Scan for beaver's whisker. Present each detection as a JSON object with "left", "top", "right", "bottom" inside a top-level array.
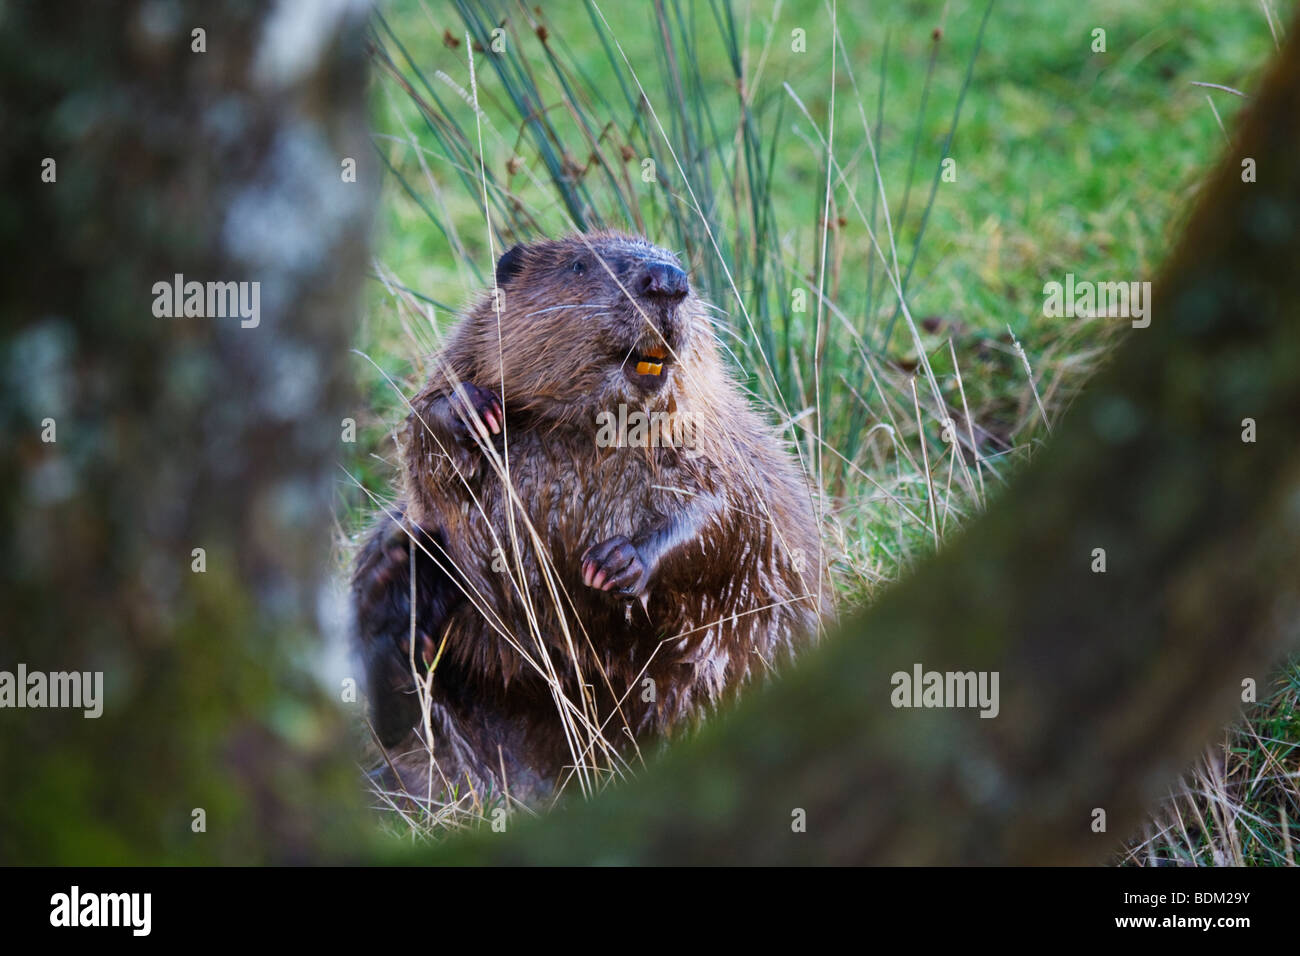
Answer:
[{"left": 521, "top": 303, "right": 609, "bottom": 318}]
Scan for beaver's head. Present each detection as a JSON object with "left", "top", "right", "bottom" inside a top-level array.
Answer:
[{"left": 468, "top": 232, "right": 708, "bottom": 423}]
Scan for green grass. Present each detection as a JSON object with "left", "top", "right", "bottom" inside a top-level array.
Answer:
[
  {"left": 350, "top": 0, "right": 1298, "bottom": 860},
  {"left": 1120, "top": 662, "right": 1299, "bottom": 866}
]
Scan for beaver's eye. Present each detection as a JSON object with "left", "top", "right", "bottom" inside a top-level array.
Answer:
[{"left": 570, "top": 259, "right": 586, "bottom": 275}]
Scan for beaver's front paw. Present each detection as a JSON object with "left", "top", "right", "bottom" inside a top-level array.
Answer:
[
  {"left": 581, "top": 535, "right": 649, "bottom": 597},
  {"left": 355, "top": 519, "right": 439, "bottom": 651},
  {"left": 354, "top": 527, "right": 404, "bottom": 620},
  {"left": 446, "top": 382, "right": 503, "bottom": 444}
]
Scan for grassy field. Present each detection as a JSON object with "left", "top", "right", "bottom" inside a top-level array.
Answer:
[{"left": 351, "top": 0, "right": 1298, "bottom": 863}]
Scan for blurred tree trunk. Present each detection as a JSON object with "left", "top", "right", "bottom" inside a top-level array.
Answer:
[{"left": 0, "top": 1, "right": 375, "bottom": 863}]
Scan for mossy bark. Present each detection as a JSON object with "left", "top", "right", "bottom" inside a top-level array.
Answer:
[{"left": 0, "top": 1, "right": 375, "bottom": 863}]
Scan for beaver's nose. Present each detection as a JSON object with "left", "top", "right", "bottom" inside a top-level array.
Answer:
[{"left": 635, "top": 261, "right": 689, "bottom": 302}]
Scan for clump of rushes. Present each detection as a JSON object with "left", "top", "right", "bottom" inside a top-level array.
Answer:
[{"left": 363, "top": 0, "right": 1009, "bottom": 603}]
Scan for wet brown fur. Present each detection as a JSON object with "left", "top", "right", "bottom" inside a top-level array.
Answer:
[{"left": 353, "top": 231, "right": 830, "bottom": 807}]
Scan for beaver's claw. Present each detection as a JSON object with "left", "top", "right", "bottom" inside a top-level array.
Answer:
[
  {"left": 448, "top": 382, "right": 503, "bottom": 443},
  {"left": 581, "top": 535, "right": 649, "bottom": 597}
]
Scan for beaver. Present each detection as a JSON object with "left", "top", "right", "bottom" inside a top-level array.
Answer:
[{"left": 353, "top": 231, "right": 831, "bottom": 808}]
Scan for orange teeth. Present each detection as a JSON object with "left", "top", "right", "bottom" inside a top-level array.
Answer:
[
  {"left": 643, "top": 345, "right": 669, "bottom": 360},
  {"left": 635, "top": 361, "right": 663, "bottom": 376}
]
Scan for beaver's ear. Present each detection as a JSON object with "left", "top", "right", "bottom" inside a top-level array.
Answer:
[{"left": 495, "top": 244, "right": 527, "bottom": 286}]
